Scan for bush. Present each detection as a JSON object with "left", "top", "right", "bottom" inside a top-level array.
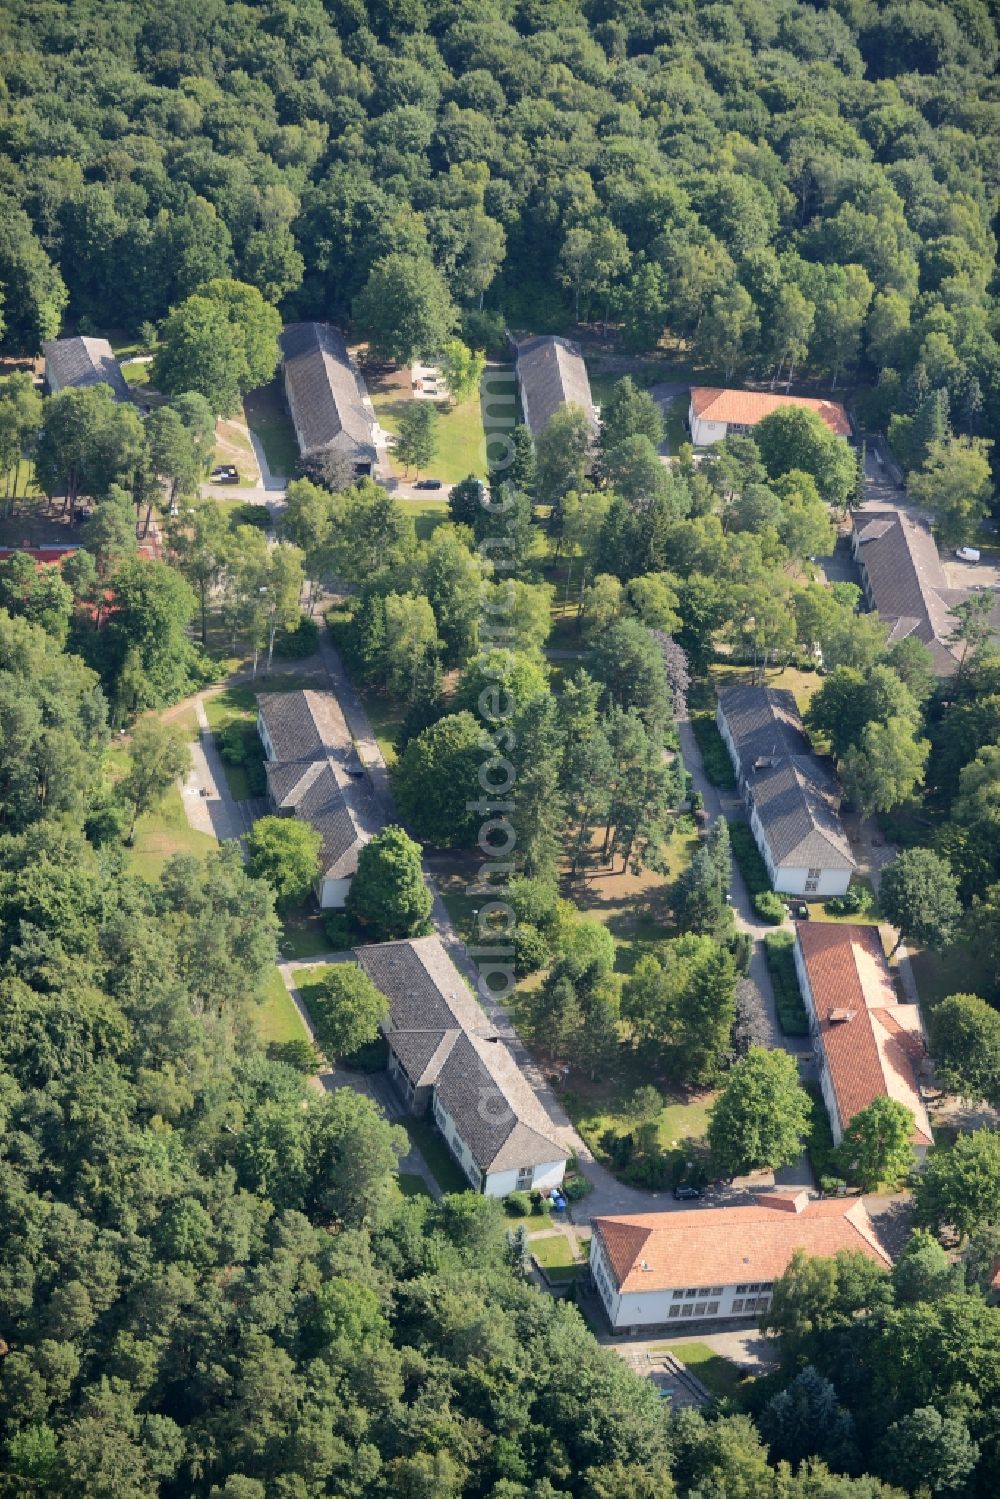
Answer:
[
  {"left": 622, "top": 1151, "right": 673, "bottom": 1189},
  {"left": 728, "top": 930, "right": 753, "bottom": 976},
  {"left": 267, "top": 1039, "right": 318, "bottom": 1072},
  {"left": 503, "top": 1191, "right": 531, "bottom": 1217},
  {"left": 690, "top": 713, "right": 736, "bottom": 789},
  {"left": 274, "top": 615, "right": 320, "bottom": 658},
  {"left": 323, "top": 912, "right": 354, "bottom": 950},
  {"left": 754, "top": 890, "right": 787, "bottom": 924},
  {"left": 805, "top": 1086, "right": 841, "bottom": 1184},
  {"left": 342, "top": 1036, "right": 389, "bottom": 1073},
  {"left": 764, "top": 930, "right": 809, "bottom": 1036},
  {"left": 730, "top": 821, "right": 771, "bottom": 898},
  {"left": 512, "top": 922, "right": 551, "bottom": 978},
  {"left": 228, "top": 502, "right": 271, "bottom": 531},
  {"left": 529, "top": 1191, "right": 552, "bottom": 1217},
  {"left": 825, "top": 883, "right": 874, "bottom": 918},
  {"left": 562, "top": 1173, "right": 592, "bottom": 1201},
  {"left": 217, "top": 720, "right": 267, "bottom": 795}
]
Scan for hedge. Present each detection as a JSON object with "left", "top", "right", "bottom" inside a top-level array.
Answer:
[
  {"left": 753, "top": 890, "right": 786, "bottom": 924},
  {"left": 729, "top": 821, "right": 771, "bottom": 898},
  {"left": 764, "top": 930, "right": 810, "bottom": 1036},
  {"left": 690, "top": 713, "right": 736, "bottom": 789}
]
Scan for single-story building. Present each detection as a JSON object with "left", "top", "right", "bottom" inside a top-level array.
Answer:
[
  {"left": 43, "top": 336, "right": 130, "bottom": 402},
  {"left": 716, "top": 684, "right": 854, "bottom": 897},
  {"left": 256, "top": 689, "right": 372, "bottom": 907},
  {"left": 356, "top": 935, "right": 569, "bottom": 1197},
  {"left": 590, "top": 1191, "right": 892, "bottom": 1331},
  {"left": 688, "top": 387, "right": 851, "bottom": 447},
  {"left": 279, "top": 322, "right": 378, "bottom": 475},
  {"left": 515, "top": 335, "right": 599, "bottom": 441},
  {"left": 851, "top": 508, "right": 1000, "bottom": 677},
  {"left": 794, "top": 921, "right": 932, "bottom": 1152}
]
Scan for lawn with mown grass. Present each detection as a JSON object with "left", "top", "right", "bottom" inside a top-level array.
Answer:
[
  {"left": 255, "top": 966, "right": 310, "bottom": 1049},
  {"left": 245, "top": 382, "right": 300, "bottom": 477},
  {"left": 398, "top": 496, "right": 450, "bottom": 540},
  {"left": 121, "top": 359, "right": 150, "bottom": 386},
  {"left": 373, "top": 392, "right": 489, "bottom": 483},
  {"left": 279, "top": 909, "right": 334, "bottom": 960},
  {"left": 124, "top": 782, "right": 220, "bottom": 882},
  {"left": 402, "top": 1115, "right": 471, "bottom": 1195},
  {"left": 807, "top": 877, "right": 880, "bottom": 924},
  {"left": 908, "top": 940, "right": 994, "bottom": 1013},
  {"left": 653, "top": 1343, "right": 749, "bottom": 1401},
  {"left": 566, "top": 1081, "right": 712, "bottom": 1185},
  {"left": 530, "top": 1233, "right": 587, "bottom": 1281},
  {"left": 662, "top": 392, "right": 689, "bottom": 453}
]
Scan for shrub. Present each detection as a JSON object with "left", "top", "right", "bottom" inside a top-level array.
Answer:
[
  {"left": 503, "top": 1191, "right": 531, "bottom": 1217},
  {"left": 274, "top": 615, "right": 319, "bottom": 658},
  {"left": 562, "top": 1174, "right": 592, "bottom": 1201},
  {"left": 323, "top": 912, "right": 354, "bottom": 950},
  {"left": 754, "top": 890, "right": 787, "bottom": 924},
  {"left": 342, "top": 1035, "right": 389, "bottom": 1073},
  {"left": 764, "top": 930, "right": 809, "bottom": 1036},
  {"left": 622, "top": 1151, "right": 673, "bottom": 1189},
  {"left": 690, "top": 712, "right": 736, "bottom": 789},
  {"left": 825, "top": 883, "right": 874, "bottom": 918},
  {"left": 529, "top": 1191, "right": 552, "bottom": 1216},
  {"left": 228, "top": 502, "right": 271, "bottom": 531},
  {"left": 729, "top": 821, "right": 771, "bottom": 898},
  {"left": 728, "top": 930, "right": 753, "bottom": 976},
  {"left": 218, "top": 720, "right": 250, "bottom": 764},
  {"left": 267, "top": 1039, "right": 318, "bottom": 1072},
  {"left": 512, "top": 922, "right": 551, "bottom": 978}
]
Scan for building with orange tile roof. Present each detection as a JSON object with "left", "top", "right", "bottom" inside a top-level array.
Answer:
[
  {"left": 589, "top": 1192, "right": 891, "bottom": 1330},
  {"left": 688, "top": 387, "right": 851, "bottom": 446},
  {"left": 793, "top": 922, "right": 932, "bottom": 1151}
]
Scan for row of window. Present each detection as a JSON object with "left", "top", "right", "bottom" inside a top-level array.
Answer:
[
  {"left": 733, "top": 1296, "right": 771, "bottom": 1315},
  {"left": 668, "top": 1302, "right": 720, "bottom": 1319},
  {"left": 672, "top": 1286, "right": 725, "bottom": 1299}
]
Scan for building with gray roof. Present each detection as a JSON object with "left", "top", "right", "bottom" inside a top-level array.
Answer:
[
  {"left": 851, "top": 508, "right": 997, "bottom": 677},
  {"left": 43, "top": 336, "right": 130, "bottom": 402},
  {"left": 717, "top": 684, "right": 854, "bottom": 898},
  {"left": 356, "top": 935, "right": 568, "bottom": 1197},
  {"left": 279, "top": 322, "right": 378, "bottom": 475},
  {"left": 515, "top": 335, "right": 598, "bottom": 440},
  {"left": 257, "top": 689, "right": 374, "bottom": 907}
]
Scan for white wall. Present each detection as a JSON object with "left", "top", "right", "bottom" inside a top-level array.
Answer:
[
  {"left": 689, "top": 406, "right": 728, "bottom": 446},
  {"left": 257, "top": 710, "right": 274, "bottom": 761},
  {"left": 317, "top": 875, "right": 352, "bottom": 909},
  {"left": 485, "top": 1158, "right": 567, "bottom": 1198},
  {"left": 590, "top": 1238, "right": 775, "bottom": 1328},
  {"left": 771, "top": 863, "right": 851, "bottom": 897}
]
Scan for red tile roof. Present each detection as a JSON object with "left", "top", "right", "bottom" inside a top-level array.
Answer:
[
  {"left": 690, "top": 387, "right": 851, "bottom": 437},
  {"left": 795, "top": 922, "right": 932, "bottom": 1145},
  {"left": 593, "top": 1195, "right": 891, "bottom": 1292}
]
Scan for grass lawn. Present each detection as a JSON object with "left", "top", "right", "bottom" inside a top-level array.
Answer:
[
  {"left": 245, "top": 382, "right": 299, "bottom": 477},
  {"left": 807, "top": 876, "right": 880, "bottom": 924},
  {"left": 125, "top": 783, "right": 219, "bottom": 882},
  {"left": 528, "top": 1233, "right": 579, "bottom": 1268},
  {"left": 653, "top": 1343, "right": 749, "bottom": 1401},
  {"left": 908, "top": 940, "right": 994, "bottom": 1012},
  {"left": 399, "top": 496, "right": 451, "bottom": 540},
  {"left": 293, "top": 963, "right": 337, "bottom": 1017},
  {"left": 373, "top": 391, "right": 489, "bottom": 484},
  {"left": 662, "top": 392, "right": 688, "bottom": 454},
  {"left": 255, "top": 966, "right": 310, "bottom": 1048},
  {"left": 711, "top": 662, "right": 822, "bottom": 720},
  {"left": 566, "top": 1080, "right": 712, "bottom": 1185},
  {"left": 402, "top": 1115, "right": 471, "bottom": 1195},
  {"left": 397, "top": 1173, "right": 434, "bottom": 1199},
  {"left": 279, "top": 909, "right": 333, "bottom": 960}
]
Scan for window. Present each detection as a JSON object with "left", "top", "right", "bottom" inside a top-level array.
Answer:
[
  {"left": 672, "top": 1290, "right": 685, "bottom": 1301},
  {"left": 805, "top": 879, "right": 818, "bottom": 893},
  {"left": 680, "top": 1304, "right": 693, "bottom": 1317},
  {"left": 707, "top": 1302, "right": 720, "bottom": 1316},
  {"left": 685, "top": 1288, "right": 697, "bottom": 1298},
  {"left": 711, "top": 1286, "right": 724, "bottom": 1296},
  {"left": 731, "top": 1299, "right": 744, "bottom": 1314},
  {"left": 736, "top": 1284, "right": 748, "bottom": 1294},
  {"left": 808, "top": 867, "right": 821, "bottom": 879},
  {"left": 695, "top": 1303, "right": 707, "bottom": 1317},
  {"left": 516, "top": 1167, "right": 533, "bottom": 1190},
  {"left": 668, "top": 1305, "right": 681, "bottom": 1318}
]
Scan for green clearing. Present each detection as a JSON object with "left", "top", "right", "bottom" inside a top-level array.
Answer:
[
  {"left": 279, "top": 910, "right": 334, "bottom": 960},
  {"left": 402, "top": 1115, "right": 472, "bottom": 1195},
  {"left": 399, "top": 496, "right": 451, "bottom": 541},
  {"left": 908, "top": 940, "right": 994, "bottom": 1012},
  {"left": 652, "top": 1343, "right": 749, "bottom": 1402},
  {"left": 124, "top": 782, "right": 219, "bottom": 882},
  {"left": 396, "top": 1173, "right": 434, "bottom": 1199},
  {"left": 529, "top": 1234, "right": 587, "bottom": 1282},
  {"left": 244, "top": 386, "right": 299, "bottom": 478},
  {"left": 373, "top": 391, "right": 489, "bottom": 483},
  {"left": 662, "top": 392, "right": 689, "bottom": 454},
  {"left": 566, "top": 1083, "right": 712, "bottom": 1184},
  {"left": 807, "top": 877, "right": 881, "bottom": 924},
  {"left": 255, "top": 966, "right": 309, "bottom": 1048},
  {"left": 121, "top": 359, "right": 150, "bottom": 387}
]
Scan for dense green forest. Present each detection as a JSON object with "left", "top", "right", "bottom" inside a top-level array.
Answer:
[{"left": 0, "top": 0, "right": 998, "bottom": 458}]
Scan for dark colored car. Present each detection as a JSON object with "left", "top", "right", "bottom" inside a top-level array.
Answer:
[
  {"left": 673, "top": 1184, "right": 702, "bottom": 1201},
  {"left": 210, "top": 464, "right": 239, "bottom": 483},
  {"left": 414, "top": 478, "right": 443, "bottom": 490}
]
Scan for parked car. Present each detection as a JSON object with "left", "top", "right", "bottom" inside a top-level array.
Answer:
[
  {"left": 673, "top": 1184, "right": 702, "bottom": 1201},
  {"left": 956, "top": 546, "right": 981, "bottom": 562},
  {"left": 210, "top": 464, "right": 239, "bottom": 484},
  {"left": 414, "top": 478, "right": 443, "bottom": 490}
]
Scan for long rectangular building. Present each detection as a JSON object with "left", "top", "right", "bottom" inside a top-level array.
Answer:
[
  {"left": 256, "top": 689, "right": 372, "bottom": 908},
  {"left": 515, "top": 335, "right": 598, "bottom": 440},
  {"left": 688, "top": 387, "right": 850, "bottom": 446},
  {"left": 357, "top": 935, "right": 568, "bottom": 1198},
  {"left": 717, "top": 684, "right": 854, "bottom": 897},
  {"left": 590, "top": 1191, "right": 891, "bottom": 1331},
  {"left": 279, "top": 322, "right": 378, "bottom": 475}
]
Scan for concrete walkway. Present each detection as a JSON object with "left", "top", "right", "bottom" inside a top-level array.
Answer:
[{"left": 180, "top": 696, "right": 242, "bottom": 845}]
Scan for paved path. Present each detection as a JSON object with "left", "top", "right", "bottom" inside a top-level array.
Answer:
[
  {"left": 180, "top": 696, "right": 242, "bottom": 844},
  {"left": 246, "top": 429, "right": 287, "bottom": 493}
]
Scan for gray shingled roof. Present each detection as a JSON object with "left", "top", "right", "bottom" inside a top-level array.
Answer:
[
  {"left": 43, "top": 337, "right": 130, "bottom": 401},
  {"left": 516, "top": 335, "right": 598, "bottom": 439},
  {"left": 257, "top": 690, "right": 371, "bottom": 882},
  {"left": 280, "top": 322, "right": 377, "bottom": 463},
  {"left": 852, "top": 509, "right": 961, "bottom": 674},
  {"left": 356, "top": 936, "right": 568, "bottom": 1173},
  {"left": 718, "top": 685, "right": 854, "bottom": 873}
]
